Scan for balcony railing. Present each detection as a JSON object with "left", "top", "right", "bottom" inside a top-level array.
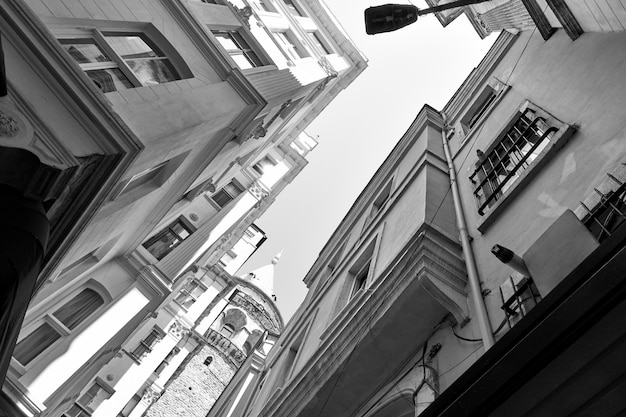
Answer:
[
  {"left": 205, "top": 328, "right": 246, "bottom": 366},
  {"left": 580, "top": 171, "right": 626, "bottom": 242}
]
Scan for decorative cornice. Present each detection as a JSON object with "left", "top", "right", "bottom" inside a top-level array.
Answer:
[
  {"left": 230, "top": 291, "right": 281, "bottom": 333},
  {"left": 204, "top": 328, "right": 247, "bottom": 366}
]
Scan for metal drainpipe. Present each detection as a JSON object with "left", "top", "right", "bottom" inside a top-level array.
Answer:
[{"left": 441, "top": 114, "right": 495, "bottom": 349}]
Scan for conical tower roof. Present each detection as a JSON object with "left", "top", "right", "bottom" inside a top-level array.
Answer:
[{"left": 241, "top": 251, "right": 282, "bottom": 301}]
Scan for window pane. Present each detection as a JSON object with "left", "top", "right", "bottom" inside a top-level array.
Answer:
[
  {"left": 231, "top": 54, "right": 255, "bottom": 70},
  {"left": 105, "top": 35, "right": 178, "bottom": 85},
  {"left": 212, "top": 189, "right": 234, "bottom": 207},
  {"left": 53, "top": 289, "right": 104, "bottom": 330},
  {"left": 171, "top": 222, "right": 191, "bottom": 240},
  {"left": 86, "top": 69, "right": 133, "bottom": 93},
  {"left": 105, "top": 35, "right": 161, "bottom": 59},
  {"left": 60, "top": 39, "right": 112, "bottom": 64},
  {"left": 14, "top": 323, "right": 61, "bottom": 365},
  {"left": 215, "top": 34, "right": 240, "bottom": 51},
  {"left": 78, "top": 383, "right": 111, "bottom": 412},
  {"left": 125, "top": 58, "right": 177, "bottom": 85}
]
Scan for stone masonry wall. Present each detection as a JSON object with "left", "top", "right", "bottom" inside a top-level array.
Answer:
[{"left": 145, "top": 344, "right": 237, "bottom": 417}]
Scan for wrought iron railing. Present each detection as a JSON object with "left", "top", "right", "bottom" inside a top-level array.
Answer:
[
  {"left": 205, "top": 328, "right": 246, "bottom": 366},
  {"left": 580, "top": 173, "right": 626, "bottom": 242}
]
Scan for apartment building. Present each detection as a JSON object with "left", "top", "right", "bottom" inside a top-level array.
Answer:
[
  {"left": 0, "top": 0, "right": 366, "bottom": 415},
  {"left": 210, "top": 26, "right": 626, "bottom": 417},
  {"left": 426, "top": 0, "right": 626, "bottom": 42}
]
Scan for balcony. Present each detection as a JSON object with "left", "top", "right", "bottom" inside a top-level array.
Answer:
[
  {"left": 205, "top": 328, "right": 246, "bottom": 366},
  {"left": 258, "top": 225, "right": 468, "bottom": 417}
]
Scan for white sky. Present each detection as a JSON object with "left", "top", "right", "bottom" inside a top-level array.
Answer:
[{"left": 240, "top": 1, "right": 497, "bottom": 321}]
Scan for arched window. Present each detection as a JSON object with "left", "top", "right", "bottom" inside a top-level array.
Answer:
[
  {"left": 219, "top": 324, "right": 235, "bottom": 339},
  {"left": 14, "top": 288, "right": 104, "bottom": 366}
]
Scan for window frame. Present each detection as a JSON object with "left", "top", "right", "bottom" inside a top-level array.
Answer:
[
  {"left": 13, "top": 285, "right": 107, "bottom": 369},
  {"left": 459, "top": 79, "right": 509, "bottom": 144},
  {"left": 470, "top": 100, "right": 575, "bottom": 232},
  {"left": 274, "top": 30, "right": 310, "bottom": 61},
  {"left": 306, "top": 31, "right": 332, "bottom": 55},
  {"left": 63, "top": 378, "right": 115, "bottom": 417},
  {"left": 212, "top": 29, "right": 267, "bottom": 70},
  {"left": 143, "top": 215, "right": 196, "bottom": 261},
  {"left": 56, "top": 25, "right": 191, "bottom": 93},
  {"left": 173, "top": 277, "right": 208, "bottom": 310},
  {"left": 130, "top": 326, "right": 165, "bottom": 363},
  {"left": 209, "top": 179, "right": 246, "bottom": 208},
  {"left": 283, "top": 0, "right": 306, "bottom": 16}
]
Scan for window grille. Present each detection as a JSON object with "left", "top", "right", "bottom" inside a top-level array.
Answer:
[
  {"left": 470, "top": 108, "right": 558, "bottom": 215},
  {"left": 499, "top": 275, "right": 541, "bottom": 328},
  {"left": 143, "top": 216, "right": 196, "bottom": 260},
  {"left": 580, "top": 173, "right": 626, "bottom": 242},
  {"left": 131, "top": 327, "right": 165, "bottom": 362}
]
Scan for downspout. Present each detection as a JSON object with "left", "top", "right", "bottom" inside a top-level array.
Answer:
[{"left": 441, "top": 114, "right": 494, "bottom": 349}]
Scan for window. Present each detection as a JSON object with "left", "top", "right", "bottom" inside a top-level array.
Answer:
[
  {"left": 350, "top": 260, "right": 370, "bottom": 298},
  {"left": 143, "top": 216, "right": 196, "bottom": 261},
  {"left": 460, "top": 86, "right": 497, "bottom": 133},
  {"left": 580, "top": 171, "right": 626, "bottom": 242},
  {"left": 470, "top": 106, "right": 561, "bottom": 215},
  {"left": 60, "top": 32, "right": 181, "bottom": 93},
  {"left": 253, "top": 155, "right": 277, "bottom": 176},
  {"left": 118, "top": 160, "right": 169, "bottom": 196},
  {"left": 63, "top": 380, "right": 114, "bottom": 417},
  {"left": 131, "top": 327, "right": 165, "bottom": 362},
  {"left": 114, "top": 151, "right": 190, "bottom": 202},
  {"left": 155, "top": 346, "right": 180, "bottom": 375},
  {"left": 364, "top": 181, "right": 392, "bottom": 230},
  {"left": 14, "top": 288, "right": 105, "bottom": 366},
  {"left": 218, "top": 249, "right": 237, "bottom": 268},
  {"left": 117, "top": 395, "right": 141, "bottom": 417},
  {"left": 499, "top": 275, "right": 541, "bottom": 328},
  {"left": 213, "top": 30, "right": 264, "bottom": 69},
  {"left": 220, "top": 324, "right": 235, "bottom": 338},
  {"left": 275, "top": 31, "right": 309, "bottom": 60},
  {"left": 348, "top": 239, "right": 376, "bottom": 300},
  {"left": 252, "top": 0, "right": 275, "bottom": 12},
  {"left": 174, "top": 278, "right": 207, "bottom": 309},
  {"left": 211, "top": 180, "right": 245, "bottom": 208},
  {"left": 307, "top": 32, "right": 331, "bottom": 55},
  {"left": 283, "top": 0, "right": 305, "bottom": 16}
]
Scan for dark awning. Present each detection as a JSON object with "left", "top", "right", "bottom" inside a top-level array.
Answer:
[{"left": 420, "top": 224, "right": 626, "bottom": 417}]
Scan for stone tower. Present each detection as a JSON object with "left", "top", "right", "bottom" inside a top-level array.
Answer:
[{"left": 143, "top": 256, "right": 283, "bottom": 417}]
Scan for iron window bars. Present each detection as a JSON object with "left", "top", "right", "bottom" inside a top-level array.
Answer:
[
  {"left": 581, "top": 172, "right": 626, "bottom": 242},
  {"left": 470, "top": 108, "right": 558, "bottom": 215},
  {"left": 500, "top": 276, "right": 541, "bottom": 329}
]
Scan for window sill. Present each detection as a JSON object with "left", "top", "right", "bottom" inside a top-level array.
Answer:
[{"left": 476, "top": 123, "right": 576, "bottom": 233}]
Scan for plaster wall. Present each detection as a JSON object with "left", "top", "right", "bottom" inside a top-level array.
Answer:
[
  {"left": 448, "top": 29, "right": 626, "bottom": 336},
  {"left": 2, "top": 40, "right": 105, "bottom": 158},
  {"left": 19, "top": 285, "right": 150, "bottom": 403}
]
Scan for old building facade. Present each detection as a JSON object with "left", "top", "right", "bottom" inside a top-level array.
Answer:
[
  {"left": 426, "top": 0, "right": 626, "bottom": 42},
  {"left": 0, "top": 0, "right": 366, "bottom": 415},
  {"left": 209, "top": 25, "right": 626, "bottom": 417}
]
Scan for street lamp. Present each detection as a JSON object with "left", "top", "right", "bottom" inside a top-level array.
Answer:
[{"left": 365, "top": 0, "right": 491, "bottom": 35}]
